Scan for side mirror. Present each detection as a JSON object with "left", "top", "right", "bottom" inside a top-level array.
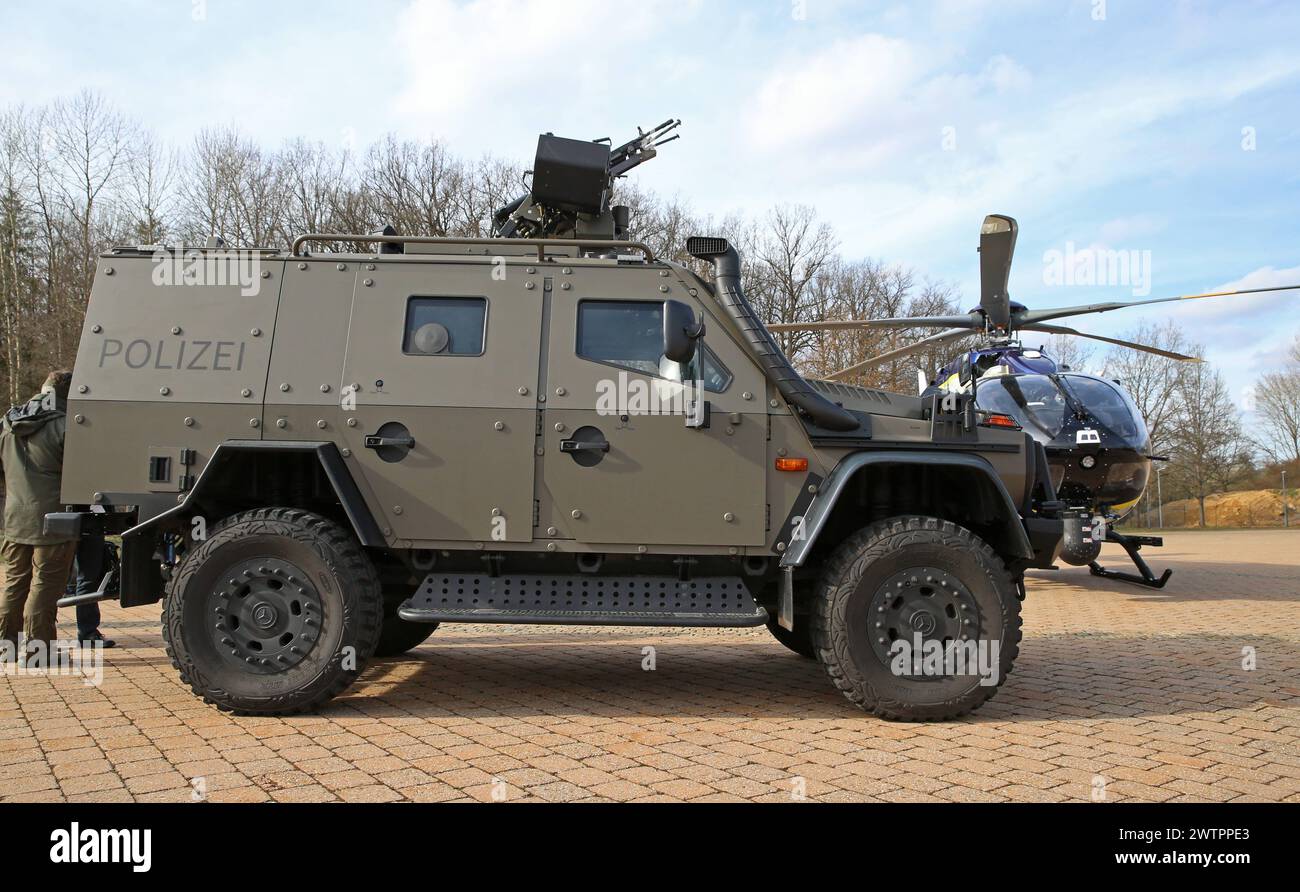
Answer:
[{"left": 663, "top": 299, "right": 705, "bottom": 364}]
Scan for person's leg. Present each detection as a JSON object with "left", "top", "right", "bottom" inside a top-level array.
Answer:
[
  {"left": 24, "top": 541, "right": 76, "bottom": 649},
  {"left": 72, "top": 532, "right": 105, "bottom": 640},
  {"left": 76, "top": 600, "right": 102, "bottom": 641},
  {"left": 0, "top": 540, "right": 34, "bottom": 651}
]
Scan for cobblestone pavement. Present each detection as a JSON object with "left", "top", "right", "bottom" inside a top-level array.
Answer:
[{"left": 2, "top": 530, "right": 1297, "bottom": 803}]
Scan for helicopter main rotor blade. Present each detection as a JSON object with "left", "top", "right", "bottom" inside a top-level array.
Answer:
[
  {"left": 1015, "top": 283, "right": 1300, "bottom": 326},
  {"left": 1021, "top": 323, "right": 1204, "bottom": 362},
  {"left": 765, "top": 313, "right": 982, "bottom": 334},
  {"left": 826, "top": 329, "right": 973, "bottom": 380},
  {"left": 979, "top": 214, "right": 1017, "bottom": 330}
]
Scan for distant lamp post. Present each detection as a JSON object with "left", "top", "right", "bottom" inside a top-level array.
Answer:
[{"left": 1284, "top": 470, "right": 1290, "bottom": 529}]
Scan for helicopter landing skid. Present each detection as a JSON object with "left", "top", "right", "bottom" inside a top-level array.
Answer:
[{"left": 1088, "top": 528, "right": 1173, "bottom": 589}]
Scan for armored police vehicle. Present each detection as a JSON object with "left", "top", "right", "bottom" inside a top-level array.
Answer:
[{"left": 50, "top": 122, "right": 1065, "bottom": 720}]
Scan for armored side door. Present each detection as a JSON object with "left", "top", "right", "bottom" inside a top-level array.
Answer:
[
  {"left": 338, "top": 259, "right": 542, "bottom": 545},
  {"left": 539, "top": 264, "right": 767, "bottom": 547}
]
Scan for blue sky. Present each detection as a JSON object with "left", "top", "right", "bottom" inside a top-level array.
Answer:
[{"left": 3, "top": 0, "right": 1298, "bottom": 413}]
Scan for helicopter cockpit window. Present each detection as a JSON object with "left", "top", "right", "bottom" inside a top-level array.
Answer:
[
  {"left": 974, "top": 374, "right": 1069, "bottom": 438},
  {"left": 403, "top": 297, "right": 487, "bottom": 356},
  {"left": 577, "top": 299, "right": 732, "bottom": 393},
  {"left": 1059, "top": 375, "right": 1147, "bottom": 443}
]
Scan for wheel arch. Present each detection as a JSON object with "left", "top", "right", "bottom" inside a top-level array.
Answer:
[
  {"left": 120, "top": 441, "right": 385, "bottom": 606},
  {"left": 779, "top": 450, "right": 1033, "bottom": 575}
]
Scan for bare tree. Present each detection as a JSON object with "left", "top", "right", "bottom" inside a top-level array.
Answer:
[
  {"left": 1253, "top": 334, "right": 1300, "bottom": 463},
  {"left": 1043, "top": 334, "right": 1096, "bottom": 373},
  {"left": 452, "top": 155, "right": 521, "bottom": 237},
  {"left": 748, "top": 204, "right": 837, "bottom": 360},
  {"left": 621, "top": 186, "right": 703, "bottom": 265},
  {"left": 49, "top": 91, "right": 136, "bottom": 306},
  {"left": 123, "top": 130, "right": 176, "bottom": 244},
  {"left": 1168, "top": 361, "right": 1252, "bottom": 525},
  {"left": 361, "top": 136, "right": 458, "bottom": 238},
  {"left": 795, "top": 257, "right": 966, "bottom": 392},
  {"left": 0, "top": 108, "right": 38, "bottom": 403},
  {"left": 1102, "top": 321, "right": 1190, "bottom": 457},
  {"left": 178, "top": 128, "right": 285, "bottom": 247}
]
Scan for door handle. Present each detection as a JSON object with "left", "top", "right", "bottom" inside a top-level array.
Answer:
[
  {"left": 365, "top": 434, "right": 415, "bottom": 449},
  {"left": 559, "top": 438, "right": 609, "bottom": 453}
]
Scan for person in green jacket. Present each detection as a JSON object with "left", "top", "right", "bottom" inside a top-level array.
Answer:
[{"left": 0, "top": 370, "right": 78, "bottom": 660}]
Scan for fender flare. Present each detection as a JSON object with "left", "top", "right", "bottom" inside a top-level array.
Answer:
[
  {"left": 778, "top": 450, "right": 1033, "bottom": 568},
  {"left": 120, "top": 440, "right": 385, "bottom": 605}
]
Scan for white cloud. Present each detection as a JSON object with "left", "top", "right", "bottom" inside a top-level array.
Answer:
[
  {"left": 752, "top": 49, "right": 1300, "bottom": 272},
  {"left": 743, "top": 33, "right": 927, "bottom": 153},
  {"left": 389, "top": 0, "right": 699, "bottom": 146}
]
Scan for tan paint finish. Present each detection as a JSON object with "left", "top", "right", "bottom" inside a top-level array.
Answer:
[
  {"left": 540, "top": 265, "right": 766, "bottom": 546},
  {"left": 72, "top": 256, "right": 280, "bottom": 407},
  {"left": 336, "top": 260, "right": 543, "bottom": 543},
  {"left": 63, "top": 249, "right": 1035, "bottom": 559},
  {"left": 62, "top": 401, "right": 261, "bottom": 503}
]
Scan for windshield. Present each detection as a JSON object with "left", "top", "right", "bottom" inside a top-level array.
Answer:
[
  {"left": 975, "top": 374, "right": 1070, "bottom": 438},
  {"left": 1059, "top": 374, "right": 1147, "bottom": 443},
  {"left": 975, "top": 373, "right": 1149, "bottom": 446}
]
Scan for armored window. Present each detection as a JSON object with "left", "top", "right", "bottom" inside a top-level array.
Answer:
[
  {"left": 576, "top": 300, "right": 732, "bottom": 393},
  {"left": 403, "top": 297, "right": 487, "bottom": 356}
]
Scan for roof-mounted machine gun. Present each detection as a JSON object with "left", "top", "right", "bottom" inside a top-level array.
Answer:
[{"left": 492, "top": 118, "right": 681, "bottom": 241}]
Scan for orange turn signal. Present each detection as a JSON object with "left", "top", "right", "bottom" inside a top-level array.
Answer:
[
  {"left": 775, "top": 457, "right": 809, "bottom": 472},
  {"left": 981, "top": 413, "right": 1021, "bottom": 429}
]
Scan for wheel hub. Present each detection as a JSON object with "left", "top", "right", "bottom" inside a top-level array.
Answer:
[
  {"left": 866, "top": 566, "right": 981, "bottom": 670},
  {"left": 208, "top": 557, "right": 323, "bottom": 674},
  {"left": 251, "top": 602, "right": 278, "bottom": 629}
]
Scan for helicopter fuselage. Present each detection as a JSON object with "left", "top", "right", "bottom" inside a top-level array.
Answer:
[{"left": 930, "top": 346, "right": 1153, "bottom": 520}]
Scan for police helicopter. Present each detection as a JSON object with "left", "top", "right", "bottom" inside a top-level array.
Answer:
[{"left": 768, "top": 214, "right": 1300, "bottom": 588}]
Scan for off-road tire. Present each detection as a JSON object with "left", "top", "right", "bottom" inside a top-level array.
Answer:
[
  {"left": 766, "top": 615, "right": 817, "bottom": 659},
  {"left": 162, "top": 508, "right": 382, "bottom": 715},
  {"left": 811, "top": 516, "right": 1021, "bottom": 721},
  {"left": 373, "top": 586, "right": 439, "bottom": 658}
]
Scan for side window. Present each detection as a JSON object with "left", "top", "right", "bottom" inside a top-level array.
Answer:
[
  {"left": 403, "top": 297, "right": 487, "bottom": 356},
  {"left": 576, "top": 299, "right": 732, "bottom": 393}
]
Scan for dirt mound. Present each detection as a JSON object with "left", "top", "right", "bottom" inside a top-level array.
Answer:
[{"left": 1159, "top": 489, "right": 1298, "bottom": 528}]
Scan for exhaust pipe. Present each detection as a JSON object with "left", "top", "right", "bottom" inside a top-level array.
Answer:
[{"left": 687, "top": 237, "right": 859, "bottom": 432}]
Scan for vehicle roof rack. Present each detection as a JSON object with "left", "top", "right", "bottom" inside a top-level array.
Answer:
[{"left": 290, "top": 233, "right": 657, "bottom": 263}]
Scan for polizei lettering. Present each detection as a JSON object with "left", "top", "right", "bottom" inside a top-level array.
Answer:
[{"left": 98, "top": 338, "right": 247, "bottom": 372}]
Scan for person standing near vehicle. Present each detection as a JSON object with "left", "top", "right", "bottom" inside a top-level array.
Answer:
[
  {"left": 66, "top": 526, "right": 116, "bottom": 648},
  {"left": 0, "top": 371, "right": 78, "bottom": 662}
]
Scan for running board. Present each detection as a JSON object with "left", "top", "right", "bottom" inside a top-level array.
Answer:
[{"left": 397, "top": 573, "right": 768, "bottom": 628}]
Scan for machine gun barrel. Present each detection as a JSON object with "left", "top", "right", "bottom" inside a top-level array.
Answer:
[{"left": 609, "top": 118, "right": 681, "bottom": 177}]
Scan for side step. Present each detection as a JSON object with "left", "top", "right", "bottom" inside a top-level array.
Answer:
[{"left": 397, "top": 573, "right": 768, "bottom": 628}]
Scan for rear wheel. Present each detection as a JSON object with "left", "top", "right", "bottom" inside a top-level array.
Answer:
[
  {"left": 162, "top": 508, "right": 382, "bottom": 715},
  {"left": 373, "top": 586, "right": 439, "bottom": 657},
  {"left": 811, "top": 516, "right": 1021, "bottom": 721}
]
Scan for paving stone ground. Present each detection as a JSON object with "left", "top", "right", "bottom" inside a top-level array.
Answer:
[{"left": 1, "top": 530, "right": 1297, "bottom": 803}]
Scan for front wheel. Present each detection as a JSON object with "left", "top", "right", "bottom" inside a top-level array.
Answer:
[
  {"left": 811, "top": 516, "right": 1021, "bottom": 721},
  {"left": 162, "top": 508, "right": 382, "bottom": 715},
  {"left": 766, "top": 615, "right": 817, "bottom": 659}
]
